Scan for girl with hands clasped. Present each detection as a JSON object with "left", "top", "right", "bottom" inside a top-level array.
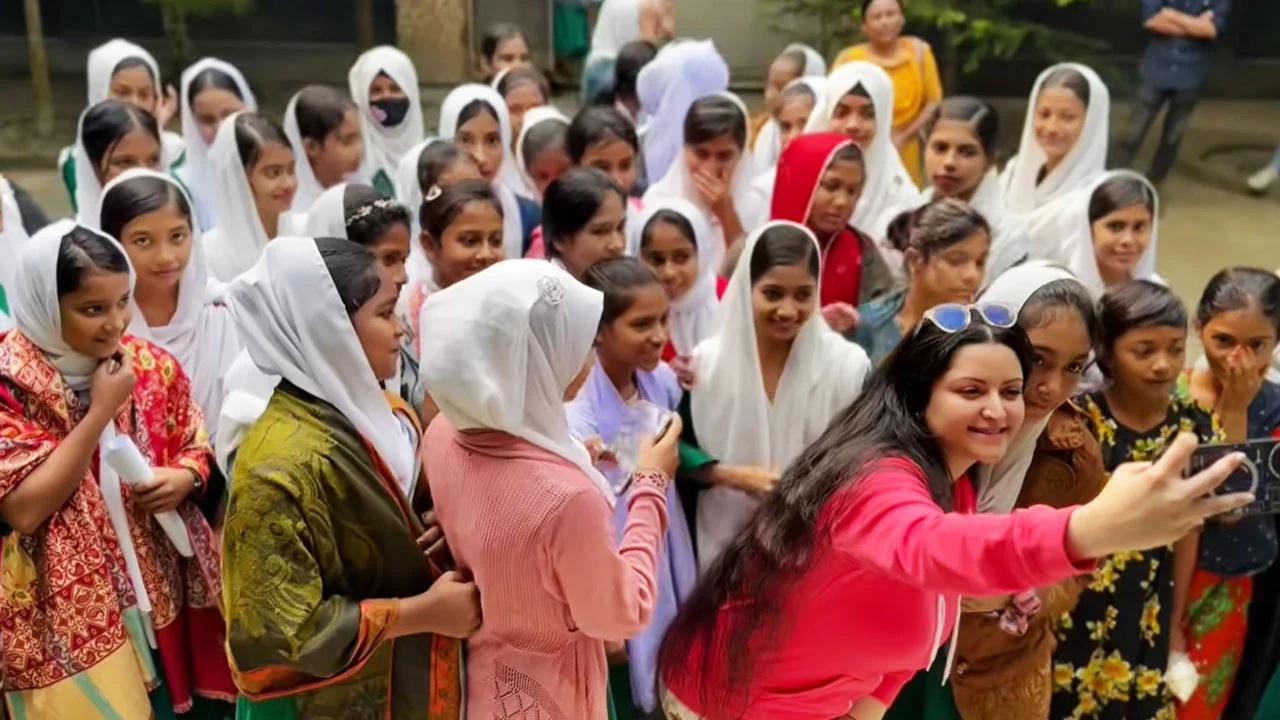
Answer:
[{"left": 0, "top": 221, "right": 233, "bottom": 717}]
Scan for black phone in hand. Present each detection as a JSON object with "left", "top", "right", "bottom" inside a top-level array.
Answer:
[{"left": 1188, "top": 437, "right": 1280, "bottom": 517}]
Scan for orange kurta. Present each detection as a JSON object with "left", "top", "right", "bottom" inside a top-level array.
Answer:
[{"left": 834, "top": 38, "right": 943, "bottom": 186}]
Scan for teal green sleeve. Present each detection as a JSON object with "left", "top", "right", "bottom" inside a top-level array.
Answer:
[
  {"left": 676, "top": 392, "right": 716, "bottom": 476},
  {"left": 60, "top": 151, "right": 78, "bottom": 213}
]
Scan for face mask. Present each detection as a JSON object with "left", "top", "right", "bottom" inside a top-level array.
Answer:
[{"left": 371, "top": 96, "right": 411, "bottom": 129}]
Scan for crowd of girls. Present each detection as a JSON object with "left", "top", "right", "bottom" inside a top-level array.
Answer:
[{"left": 1, "top": 4, "right": 1279, "bottom": 720}]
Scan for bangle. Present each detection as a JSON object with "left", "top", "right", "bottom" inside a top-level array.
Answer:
[
  {"left": 188, "top": 469, "right": 204, "bottom": 495},
  {"left": 631, "top": 468, "right": 670, "bottom": 494}
]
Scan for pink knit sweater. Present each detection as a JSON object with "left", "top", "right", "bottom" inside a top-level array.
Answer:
[{"left": 424, "top": 418, "right": 669, "bottom": 719}]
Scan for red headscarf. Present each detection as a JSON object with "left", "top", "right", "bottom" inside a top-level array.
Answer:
[{"left": 769, "top": 132, "right": 865, "bottom": 307}]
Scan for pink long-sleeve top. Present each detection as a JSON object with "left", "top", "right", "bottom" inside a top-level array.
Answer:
[
  {"left": 424, "top": 417, "right": 668, "bottom": 719},
  {"left": 664, "top": 457, "right": 1094, "bottom": 720}
]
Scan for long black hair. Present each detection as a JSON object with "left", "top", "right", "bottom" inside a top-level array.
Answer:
[
  {"left": 581, "top": 256, "right": 662, "bottom": 328},
  {"left": 343, "top": 184, "right": 410, "bottom": 248},
  {"left": 420, "top": 179, "right": 502, "bottom": 245},
  {"left": 658, "top": 312, "right": 1034, "bottom": 715},
  {"left": 293, "top": 85, "right": 356, "bottom": 143},
  {"left": 567, "top": 106, "right": 639, "bottom": 163},
  {"left": 1095, "top": 280, "right": 1187, "bottom": 378},
  {"left": 887, "top": 198, "right": 990, "bottom": 257},
  {"left": 481, "top": 23, "right": 526, "bottom": 65},
  {"left": 316, "top": 236, "right": 381, "bottom": 316},
  {"left": 684, "top": 95, "right": 747, "bottom": 150},
  {"left": 1019, "top": 278, "right": 1100, "bottom": 346},
  {"left": 57, "top": 226, "right": 132, "bottom": 298},
  {"left": 929, "top": 96, "right": 1000, "bottom": 159},
  {"left": 81, "top": 100, "right": 161, "bottom": 174},
  {"left": 542, "top": 168, "right": 625, "bottom": 259},
  {"left": 99, "top": 175, "right": 193, "bottom": 242}
]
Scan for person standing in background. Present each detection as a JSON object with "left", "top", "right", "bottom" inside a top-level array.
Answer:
[
  {"left": 1115, "top": 0, "right": 1229, "bottom": 187},
  {"left": 834, "top": 0, "right": 944, "bottom": 187}
]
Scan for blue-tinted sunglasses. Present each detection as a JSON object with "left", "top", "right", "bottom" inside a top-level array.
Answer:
[{"left": 922, "top": 302, "right": 1018, "bottom": 333}]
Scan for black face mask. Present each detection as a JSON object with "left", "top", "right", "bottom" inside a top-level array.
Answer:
[{"left": 371, "top": 96, "right": 411, "bottom": 128}]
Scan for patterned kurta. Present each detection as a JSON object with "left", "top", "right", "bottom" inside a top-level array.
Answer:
[
  {"left": 222, "top": 381, "right": 462, "bottom": 719},
  {"left": 1050, "top": 383, "right": 1222, "bottom": 720},
  {"left": 0, "top": 330, "right": 232, "bottom": 716}
]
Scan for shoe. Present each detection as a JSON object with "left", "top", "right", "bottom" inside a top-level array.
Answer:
[{"left": 1248, "top": 166, "right": 1279, "bottom": 193}]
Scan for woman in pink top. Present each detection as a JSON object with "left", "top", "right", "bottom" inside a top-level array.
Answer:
[
  {"left": 659, "top": 304, "right": 1254, "bottom": 720},
  {"left": 418, "top": 259, "right": 684, "bottom": 719}
]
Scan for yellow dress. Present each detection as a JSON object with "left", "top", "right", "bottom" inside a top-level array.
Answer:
[{"left": 834, "top": 38, "right": 943, "bottom": 186}]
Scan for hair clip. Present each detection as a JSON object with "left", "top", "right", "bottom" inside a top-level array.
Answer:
[{"left": 424, "top": 184, "right": 443, "bottom": 202}]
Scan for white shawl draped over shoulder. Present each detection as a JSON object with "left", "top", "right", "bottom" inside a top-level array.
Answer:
[{"left": 691, "top": 220, "right": 871, "bottom": 567}]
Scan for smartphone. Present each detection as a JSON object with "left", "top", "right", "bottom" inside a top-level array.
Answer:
[
  {"left": 1187, "top": 437, "right": 1280, "bottom": 517},
  {"left": 653, "top": 411, "right": 676, "bottom": 442}
]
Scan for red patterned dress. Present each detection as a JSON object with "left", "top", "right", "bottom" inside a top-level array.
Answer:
[{"left": 0, "top": 330, "right": 234, "bottom": 716}]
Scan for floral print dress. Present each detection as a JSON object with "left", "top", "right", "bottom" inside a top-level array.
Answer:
[{"left": 1050, "top": 383, "right": 1222, "bottom": 720}]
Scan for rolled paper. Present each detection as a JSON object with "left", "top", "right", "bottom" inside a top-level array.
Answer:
[{"left": 103, "top": 436, "right": 194, "bottom": 557}]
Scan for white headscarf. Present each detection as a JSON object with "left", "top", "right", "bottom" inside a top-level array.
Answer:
[
  {"left": 637, "top": 39, "right": 731, "bottom": 184},
  {"left": 515, "top": 106, "right": 570, "bottom": 199},
  {"left": 438, "top": 84, "right": 524, "bottom": 260},
  {"left": 0, "top": 178, "right": 30, "bottom": 331},
  {"left": 626, "top": 197, "right": 719, "bottom": 357},
  {"left": 86, "top": 39, "right": 161, "bottom": 106},
  {"left": 226, "top": 236, "right": 417, "bottom": 495},
  {"left": 806, "top": 61, "right": 922, "bottom": 243},
  {"left": 976, "top": 262, "right": 1080, "bottom": 513},
  {"left": 303, "top": 182, "right": 350, "bottom": 239},
  {"left": 395, "top": 138, "right": 440, "bottom": 287},
  {"left": 690, "top": 221, "right": 871, "bottom": 565},
  {"left": 94, "top": 169, "right": 241, "bottom": 433},
  {"left": 12, "top": 219, "right": 160, "bottom": 620},
  {"left": 71, "top": 105, "right": 107, "bottom": 227},
  {"left": 999, "top": 63, "right": 1109, "bottom": 216},
  {"left": 284, "top": 89, "right": 364, "bottom": 215},
  {"left": 750, "top": 76, "right": 827, "bottom": 200},
  {"left": 644, "top": 91, "right": 763, "bottom": 274},
  {"left": 587, "top": 0, "right": 644, "bottom": 67},
  {"left": 418, "top": 259, "right": 614, "bottom": 503},
  {"left": 348, "top": 46, "right": 425, "bottom": 194},
  {"left": 1056, "top": 170, "right": 1161, "bottom": 300},
  {"left": 918, "top": 169, "right": 1030, "bottom": 288},
  {"left": 203, "top": 111, "right": 298, "bottom": 282},
  {"left": 177, "top": 58, "right": 256, "bottom": 230}
]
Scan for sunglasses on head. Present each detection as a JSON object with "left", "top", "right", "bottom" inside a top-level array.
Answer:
[{"left": 921, "top": 302, "right": 1018, "bottom": 334}]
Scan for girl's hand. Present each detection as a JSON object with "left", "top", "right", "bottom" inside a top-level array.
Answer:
[
  {"left": 582, "top": 435, "right": 616, "bottom": 468},
  {"left": 1066, "top": 433, "right": 1252, "bottom": 560},
  {"left": 821, "top": 303, "right": 860, "bottom": 334},
  {"left": 636, "top": 413, "right": 683, "bottom": 479},
  {"left": 670, "top": 355, "right": 698, "bottom": 390},
  {"left": 132, "top": 468, "right": 196, "bottom": 513},
  {"left": 156, "top": 84, "right": 179, "bottom": 129},
  {"left": 724, "top": 465, "right": 780, "bottom": 495},
  {"left": 417, "top": 510, "right": 450, "bottom": 568},
  {"left": 691, "top": 169, "right": 732, "bottom": 215},
  {"left": 1218, "top": 347, "right": 1264, "bottom": 412},
  {"left": 90, "top": 353, "right": 136, "bottom": 415}
]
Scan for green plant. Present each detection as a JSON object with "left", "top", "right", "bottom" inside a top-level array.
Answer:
[
  {"left": 760, "top": 0, "right": 1113, "bottom": 86},
  {"left": 144, "top": 0, "right": 255, "bottom": 63}
]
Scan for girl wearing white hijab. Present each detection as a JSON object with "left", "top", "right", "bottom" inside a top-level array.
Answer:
[
  {"left": 95, "top": 168, "right": 241, "bottom": 443},
  {"left": 0, "top": 220, "right": 233, "bottom": 717},
  {"left": 806, "top": 61, "right": 922, "bottom": 247},
  {"left": 752, "top": 44, "right": 827, "bottom": 176},
  {"left": 0, "top": 177, "right": 35, "bottom": 331},
  {"left": 644, "top": 91, "right": 765, "bottom": 275},
  {"left": 627, "top": 197, "right": 722, "bottom": 358},
  {"left": 203, "top": 112, "right": 303, "bottom": 283},
  {"left": 637, "top": 39, "right": 731, "bottom": 185},
  {"left": 999, "top": 63, "right": 1110, "bottom": 216},
  {"left": 71, "top": 100, "right": 165, "bottom": 228},
  {"left": 748, "top": 76, "right": 828, "bottom": 208},
  {"left": 438, "top": 84, "right": 528, "bottom": 260},
  {"left": 515, "top": 105, "right": 572, "bottom": 200},
  {"left": 418, "top": 259, "right": 682, "bottom": 719},
  {"left": 176, "top": 58, "right": 256, "bottom": 230},
  {"left": 688, "top": 220, "right": 871, "bottom": 567},
  {"left": 59, "top": 39, "right": 184, "bottom": 211},
  {"left": 284, "top": 85, "right": 364, "bottom": 215},
  {"left": 1053, "top": 170, "right": 1161, "bottom": 300},
  {"left": 348, "top": 45, "right": 425, "bottom": 198}
]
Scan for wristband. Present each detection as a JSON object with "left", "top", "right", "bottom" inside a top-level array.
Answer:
[{"left": 632, "top": 468, "right": 670, "bottom": 494}]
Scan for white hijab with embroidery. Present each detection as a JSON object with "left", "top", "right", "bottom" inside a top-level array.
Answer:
[
  {"left": 418, "top": 259, "right": 614, "bottom": 504},
  {"left": 626, "top": 197, "right": 719, "bottom": 357},
  {"left": 226, "top": 236, "right": 417, "bottom": 495},
  {"left": 806, "top": 61, "right": 922, "bottom": 243},
  {"left": 94, "top": 169, "right": 241, "bottom": 434},
  {"left": 438, "top": 84, "right": 524, "bottom": 260},
  {"left": 690, "top": 221, "right": 871, "bottom": 565},
  {"left": 176, "top": 58, "right": 256, "bottom": 230},
  {"left": 1000, "top": 63, "right": 1110, "bottom": 216},
  {"left": 348, "top": 46, "right": 425, "bottom": 195}
]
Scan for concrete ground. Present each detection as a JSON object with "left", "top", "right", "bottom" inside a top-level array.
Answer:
[{"left": 5, "top": 79, "right": 1280, "bottom": 330}]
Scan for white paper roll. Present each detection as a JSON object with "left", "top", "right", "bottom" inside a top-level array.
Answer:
[{"left": 103, "top": 436, "right": 194, "bottom": 557}]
